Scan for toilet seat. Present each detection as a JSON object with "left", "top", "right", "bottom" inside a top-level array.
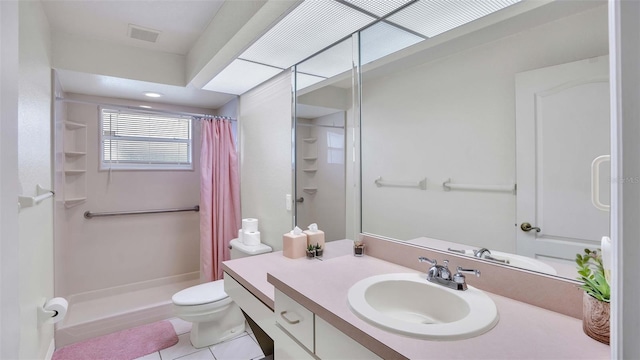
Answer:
[{"left": 172, "top": 280, "right": 228, "bottom": 306}]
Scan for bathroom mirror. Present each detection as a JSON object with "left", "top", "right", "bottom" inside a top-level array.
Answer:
[
  {"left": 292, "top": 38, "right": 353, "bottom": 242},
  {"left": 359, "top": 0, "right": 610, "bottom": 279}
]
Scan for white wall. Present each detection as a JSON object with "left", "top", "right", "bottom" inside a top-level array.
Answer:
[
  {"left": 296, "top": 112, "right": 346, "bottom": 241},
  {"left": 52, "top": 32, "right": 186, "bottom": 87},
  {"left": 56, "top": 94, "right": 209, "bottom": 297},
  {"left": 610, "top": 0, "right": 640, "bottom": 357},
  {"left": 17, "top": 1, "right": 55, "bottom": 358},
  {"left": 361, "top": 6, "right": 608, "bottom": 252},
  {"left": 240, "top": 72, "right": 292, "bottom": 251},
  {"left": 218, "top": 97, "right": 239, "bottom": 119},
  {"left": 0, "top": 1, "right": 20, "bottom": 359}
]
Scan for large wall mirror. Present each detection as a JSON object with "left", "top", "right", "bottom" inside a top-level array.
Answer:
[
  {"left": 293, "top": 37, "right": 355, "bottom": 242},
  {"left": 360, "top": 0, "right": 610, "bottom": 280},
  {"left": 293, "top": 0, "right": 610, "bottom": 281}
]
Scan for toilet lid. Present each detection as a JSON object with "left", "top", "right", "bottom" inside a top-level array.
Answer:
[{"left": 172, "top": 280, "right": 228, "bottom": 306}]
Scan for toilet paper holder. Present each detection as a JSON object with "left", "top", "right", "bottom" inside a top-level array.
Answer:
[{"left": 38, "top": 297, "right": 68, "bottom": 326}]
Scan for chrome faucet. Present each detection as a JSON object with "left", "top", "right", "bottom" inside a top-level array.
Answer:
[
  {"left": 473, "top": 248, "right": 510, "bottom": 264},
  {"left": 418, "top": 257, "right": 479, "bottom": 291},
  {"left": 473, "top": 248, "right": 491, "bottom": 258},
  {"left": 453, "top": 266, "right": 481, "bottom": 291}
]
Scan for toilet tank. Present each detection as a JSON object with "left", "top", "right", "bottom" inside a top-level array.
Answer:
[{"left": 230, "top": 238, "right": 272, "bottom": 259}]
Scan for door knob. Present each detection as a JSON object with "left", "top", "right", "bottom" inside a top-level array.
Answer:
[
  {"left": 520, "top": 222, "right": 541, "bottom": 232},
  {"left": 296, "top": 197, "right": 304, "bottom": 203}
]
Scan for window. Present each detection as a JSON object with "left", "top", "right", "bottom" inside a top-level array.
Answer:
[
  {"left": 326, "top": 131, "right": 344, "bottom": 164},
  {"left": 100, "top": 108, "right": 192, "bottom": 170}
]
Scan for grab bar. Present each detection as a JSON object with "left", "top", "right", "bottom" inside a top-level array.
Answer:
[
  {"left": 442, "top": 178, "right": 516, "bottom": 194},
  {"left": 374, "top": 176, "right": 427, "bottom": 190},
  {"left": 18, "top": 184, "right": 55, "bottom": 209},
  {"left": 84, "top": 205, "right": 199, "bottom": 219}
]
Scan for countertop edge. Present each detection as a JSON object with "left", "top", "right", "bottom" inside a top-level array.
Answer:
[{"left": 223, "top": 263, "right": 275, "bottom": 310}]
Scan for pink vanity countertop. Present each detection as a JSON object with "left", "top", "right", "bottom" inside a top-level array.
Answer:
[{"left": 223, "top": 240, "right": 610, "bottom": 360}]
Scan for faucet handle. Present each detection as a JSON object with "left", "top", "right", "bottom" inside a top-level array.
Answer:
[
  {"left": 440, "top": 260, "right": 451, "bottom": 280},
  {"left": 451, "top": 266, "right": 480, "bottom": 290},
  {"left": 418, "top": 256, "right": 436, "bottom": 265},
  {"left": 456, "top": 266, "right": 481, "bottom": 277}
]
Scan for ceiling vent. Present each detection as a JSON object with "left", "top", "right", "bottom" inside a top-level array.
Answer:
[{"left": 128, "top": 24, "right": 160, "bottom": 43}]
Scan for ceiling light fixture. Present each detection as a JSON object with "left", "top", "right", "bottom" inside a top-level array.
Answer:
[{"left": 143, "top": 92, "right": 163, "bottom": 98}]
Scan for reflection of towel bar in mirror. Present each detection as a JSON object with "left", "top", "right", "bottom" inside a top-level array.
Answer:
[
  {"left": 442, "top": 178, "right": 516, "bottom": 194},
  {"left": 374, "top": 177, "right": 427, "bottom": 190},
  {"left": 18, "top": 184, "right": 55, "bottom": 209}
]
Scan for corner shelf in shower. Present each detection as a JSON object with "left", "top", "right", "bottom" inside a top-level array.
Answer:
[
  {"left": 64, "top": 151, "right": 86, "bottom": 157},
  {"left": 64, "top": 197, "right": 87, "bottom": 208},
  {"left": 64, "top": 170, "right": 86, "bottom": 175},
  {"left": 303, "top": 168, "right": 317, "bottom": 173},
  {"left": 65, "top": 121, "right": 87, "bottom": 130},
  {"left": 61, "top": 115, "right": 88, "bottom": 207},
  {"left": 303, "top": 157, "right": 317, "bottom": 161},
  {"left": 303, "top": 138, "right": 317, "bottom": 143},
  {"left": 303, "top": 187, "right": 318, "bottom": 194}
]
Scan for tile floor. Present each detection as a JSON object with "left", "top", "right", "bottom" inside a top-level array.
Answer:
[{"left": 134, "top": 318, "right": 266, "bottom": 360}]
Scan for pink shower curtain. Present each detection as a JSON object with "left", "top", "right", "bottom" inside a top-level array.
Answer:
[{"left": 200, "top": 119, "right": 240, "bottom": 281}]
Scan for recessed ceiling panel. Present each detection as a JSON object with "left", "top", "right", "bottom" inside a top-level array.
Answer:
[
  {"left": 360, "top": 21, "right": 424, "bottom": 65},
  {"left": 240, "top": 1, "right": 375, "bottom": 69},
  {"left": 202, "top": 60, "right": 283, "bottom": 95},
  {"left": 56, "top": 69, "right": 235, "bottom": 109},
  {"left": 297, "top": 39, "right": 353, "bottom": 79},
  {"left": 341, "top": 0, "right": 414, "bottom": 17},
  {"left": 387, "top": 0, "right": 522, "bottom": 38}
]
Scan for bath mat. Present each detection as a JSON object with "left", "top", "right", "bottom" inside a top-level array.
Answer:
[{"left": 52, "top": 320, "right": 178, "bottom": 360}]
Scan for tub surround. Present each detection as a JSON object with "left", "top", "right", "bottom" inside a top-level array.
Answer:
[
  {"left": 223, "top": 239, "right": 609, "bottom": 359},
  {"left": 56, "top": 272, "right": 199, "bottom": 347}
]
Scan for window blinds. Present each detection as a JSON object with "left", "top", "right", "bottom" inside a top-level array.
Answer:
[{"left": 101, "top": 108, "right": 192, "bottom": 169}]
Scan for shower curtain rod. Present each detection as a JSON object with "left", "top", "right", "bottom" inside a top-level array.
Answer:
[
  {"left": 56, "top": 97, "right": 237, "bottom": 121},
  {"left": 297, "top": 123, "right": 345, "bottom": 129}
]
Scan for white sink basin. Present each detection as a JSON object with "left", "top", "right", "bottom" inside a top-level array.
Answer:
[{"left": 347, "top": 273, "right": 498, "bottom": 340}]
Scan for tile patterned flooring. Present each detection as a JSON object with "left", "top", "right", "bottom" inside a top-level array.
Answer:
[{"left": 134, "top": 318, "right": 265, "bottom": 360}]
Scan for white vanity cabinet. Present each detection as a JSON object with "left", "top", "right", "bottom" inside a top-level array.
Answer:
[
  {"left": 274, "top": 289, "right": 382, "bottom": 360},
  {"left": 224, "top": 274, "right": 315, "bottom": 360},
  {"left": 275, "top": 289, "right": 314, "bottom": 351},
  {"left": 315, "top": 316, "right": 382, "bottom": 360}
]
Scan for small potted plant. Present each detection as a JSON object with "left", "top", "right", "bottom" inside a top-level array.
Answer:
[
  {"left": 306, "top": 244, "right": 316, "bottom": 259},
  {"left": 314, "top": 243, "right": 323, "bottom": 257},
  {"left": 576, "top": 248, "right": 610, "bottom": 344},
  {"left": 354, "top": 240, "right": 365, "bottom": 257}
]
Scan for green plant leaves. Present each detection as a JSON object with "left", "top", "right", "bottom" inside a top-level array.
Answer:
[{"left": 576, "top": 248, "right": 610, "bottom": 302}]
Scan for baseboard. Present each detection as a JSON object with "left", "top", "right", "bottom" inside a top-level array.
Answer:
[{"left": 45, "top": 338, "right": 55, "bottom": 360}]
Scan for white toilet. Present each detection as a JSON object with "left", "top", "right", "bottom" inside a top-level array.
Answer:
[{"left": 172, "top": 239, "right": 272, "bottom": 348}]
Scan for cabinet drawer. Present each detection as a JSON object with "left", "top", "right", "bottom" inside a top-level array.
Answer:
[{"left": 274, "top": 289, "right": 314, "bottom": 352}]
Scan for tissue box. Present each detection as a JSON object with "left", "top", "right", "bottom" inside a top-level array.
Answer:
[
  {"left": 304, "top": 229, "right": 325, "bottom": 249},
  {"left": 283, "top": 233, "right": 307, "bottom": 259}
]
